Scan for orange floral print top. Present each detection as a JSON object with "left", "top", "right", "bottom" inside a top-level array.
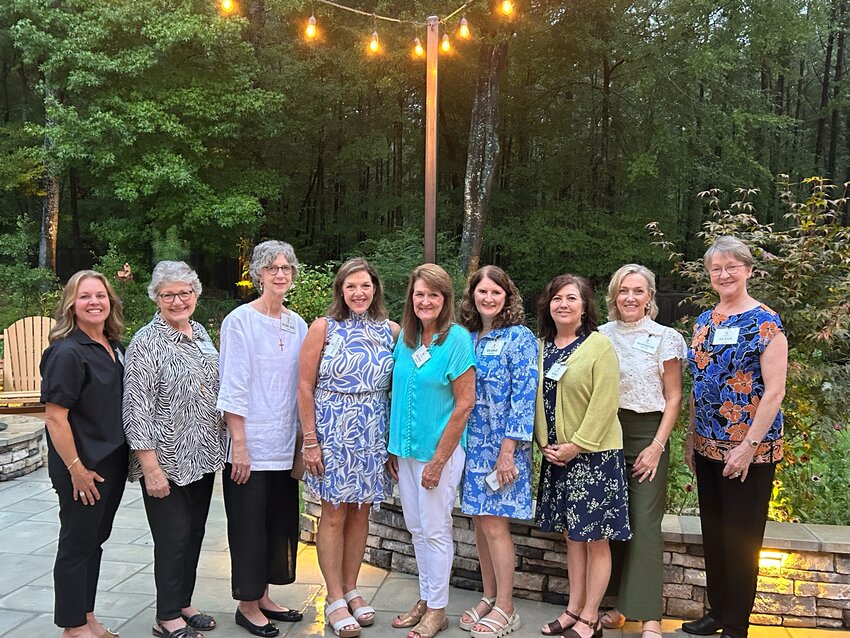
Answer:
[{"left": 688, "top": 304, "right": 784, "bottom": 464}]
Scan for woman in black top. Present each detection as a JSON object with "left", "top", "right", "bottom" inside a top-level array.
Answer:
[{"left": 40, "top": 270, "right": 129, "bottom": 638}]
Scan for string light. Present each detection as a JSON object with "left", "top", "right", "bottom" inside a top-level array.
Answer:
[
  {"left": 220, "top": 0, "right": 235, "bottom": 14},
  {"left": 441, "top": 34, "right": 451, "bottom": 52},
  {"left": 413, "top": 37, "right": 424, "bottom": 57},
  {"left": 369, "top": 31, "right": 380, "bottom": 53},
  {"left": 458, "top": 17, "right": 470, "bottom": 38},
  {"left": 305, "top": 15, "right": 318, "bottom": 39},
  {"left": 500, "top": 0, "right": 514, "bottom": 15}
]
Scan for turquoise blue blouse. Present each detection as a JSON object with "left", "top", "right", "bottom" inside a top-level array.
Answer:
[{"left": 388, "top": 323, "right": 476, "bottom": 462}]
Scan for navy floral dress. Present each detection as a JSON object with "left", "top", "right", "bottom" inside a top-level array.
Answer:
[{"left": 535, "top": 338, "right": 632, "bottom": 541}]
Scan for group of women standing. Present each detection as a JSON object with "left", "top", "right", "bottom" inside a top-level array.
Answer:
[{"left": 39, "top": 234, "right": 786, "bottom": 638}]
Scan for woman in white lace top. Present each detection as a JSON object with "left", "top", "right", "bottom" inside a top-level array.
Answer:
[{"left": 598, "top": 264, "right": 686, "bottom": 638}]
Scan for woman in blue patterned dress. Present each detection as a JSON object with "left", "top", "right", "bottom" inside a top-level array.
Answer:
[
  {"left": 682, "top": 236, "right": 787, "bottom": 638},
  {"left": 298, "top": 258, "right": 399, "bottom": 638},
  {"left": 457, "top": 266, "right": 538, "bottom": 638}
]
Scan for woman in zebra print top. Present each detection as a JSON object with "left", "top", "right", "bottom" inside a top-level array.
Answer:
[{"left": 123, "top": 261, "right": 225, "bottom": 638}]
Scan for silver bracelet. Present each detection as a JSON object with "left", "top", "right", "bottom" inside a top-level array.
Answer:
[{"left": 652, "top": 437, "right": 666, "bottom": 452}]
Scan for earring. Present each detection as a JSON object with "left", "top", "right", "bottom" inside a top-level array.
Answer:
[{"left": 581, "top": 312, "right": 586, "bottom": 318}]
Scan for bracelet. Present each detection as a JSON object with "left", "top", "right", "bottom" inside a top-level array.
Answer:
[
  {"left": 652, "top": 437, "right": 666, "bottom": 452},
  {"left": 66, "top": 457, "right": 80, "bottom": 471},
  {"left": 302, "top": 431, "right": 317, "bottom": 438},
  {"left": 302, "top": 443, "right": 320, "bottom": 450}
]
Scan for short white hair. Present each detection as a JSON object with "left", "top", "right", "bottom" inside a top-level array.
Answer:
[
  {"left": 703, "top": 235, "right": 754, "bottom": 269},
  {"left": 147, "top": 261, "right": 202, "bottom": 301},
  {"left": 249, "top": 240, "right": 300, "bottom": 288}
]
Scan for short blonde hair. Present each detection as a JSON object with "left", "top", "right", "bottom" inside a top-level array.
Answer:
[
  {"left": 606, "top": 264, "right": 658, "bottom": 321},
  {"left": 703, "top": 235, "right": 754, "bottom": 269}
]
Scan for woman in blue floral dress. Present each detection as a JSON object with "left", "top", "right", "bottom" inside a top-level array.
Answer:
[
  {"left": 298, "top": 258, "right": 399, "bottom": 638},
  {"left": 682, "top": 236, "right": 787, "bottom": 638},
  {"left": 458, "top": 266, "right": 538, "bottom": 638},
  {"left": 534, "top": 274, "right": 630, "bottom": 638}
]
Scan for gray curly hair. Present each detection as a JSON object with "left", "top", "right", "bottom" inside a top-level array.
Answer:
[
  {"left": 147, "top": 261, "right": 202, "bottom": 301},
  {"left": 249, "top": 240, "right": 300, "bottom": 290}
]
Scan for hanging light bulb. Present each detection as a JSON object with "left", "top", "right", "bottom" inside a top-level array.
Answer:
[
  {"left": 441, "top": 33, "right": 451, "bottom": 52},
  {"left": 305, "top": 15, "right": 317, "bottom": 39},
  {"left": 369, "top": 31, "right": 380, "bottom": 53},
  {"left": 459, "top": 17, "right": 470, "bottom": 38},
  {"left": 220, "top": 0, "right": 235, "bottom": 14},
  {"left": 413, "top": 37, "right": 424, "bottom": 57},
  {"left": 500, "top": 0, "right": 514, "bottom": 15}
]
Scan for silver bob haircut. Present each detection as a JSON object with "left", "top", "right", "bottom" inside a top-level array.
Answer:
[
  {"left": 147, "top": 261, "right": 203, "bottom": 301},
  {"left": 249, "top": 240, "right": 300, "bottom": 289},
  {"left": 703, "top": 235, "right": 754, "bottom": 269},
  {"left": 606, "top": 263, "right": 659, "bottom": 321}
]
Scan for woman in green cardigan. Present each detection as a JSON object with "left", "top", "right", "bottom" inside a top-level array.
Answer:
[{"left": 534, "top": 274, "right": 631, "bottom": 638}]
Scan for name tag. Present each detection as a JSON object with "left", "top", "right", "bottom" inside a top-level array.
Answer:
[
  {"left": 633, "top": 334, "right": 661, "bottom": 354},
  {"left": 412, "top": 345, "right": 431, "bottom": 368},
  {"left": 324, "top": 334, "right": 343, "bottom": 358},
  {"left": 545, "top": 361, "right": 568, "bottom": 381},
  {"left": 712, "top": 327, "right": 740, "bottom": 345},
  {"left": 280, "top": 313, "right": 296, "bottom": 334},
  {"left": 482, "top": 340, "right": 504, "bottom": 356},
  {"left": 196, "top": 339, "right": 218, "bottom": 356}
]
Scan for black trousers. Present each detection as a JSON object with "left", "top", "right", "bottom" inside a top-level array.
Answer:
[
  {"left": 695, "top": 454, "right": 776, "bottom": 638},
  {"left": 52, "top": 445, "right": 128, "bottom": 628},
  {"left": 223, "top": 467, "right": 299, "bottom": 601},
  {"left": 141, "top": 472, "right": 215, "bottom": 621}
]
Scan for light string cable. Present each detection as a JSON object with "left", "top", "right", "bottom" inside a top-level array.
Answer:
[{"left": 314, "top": 0, "right": 476, "bottom": 25}]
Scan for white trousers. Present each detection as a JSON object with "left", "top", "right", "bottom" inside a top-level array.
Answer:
[{"left": 397, "top": 445, "right": 465, "bottom": 609}]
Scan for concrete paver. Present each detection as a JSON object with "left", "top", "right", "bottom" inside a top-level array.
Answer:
[{"left": 0, "top": 467, "right": 842, "bottom": 638}]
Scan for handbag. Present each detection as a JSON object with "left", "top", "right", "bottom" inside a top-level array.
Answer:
[{"left": 290, "top": 428, "right": 306, "bottom": 481}]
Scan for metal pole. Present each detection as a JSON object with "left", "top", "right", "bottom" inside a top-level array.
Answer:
[{"left": 424, "top": 16, "right": 439, "bottom": 263}]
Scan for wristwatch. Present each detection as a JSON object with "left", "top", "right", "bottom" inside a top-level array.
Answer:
[{"left": 745, "top": 437, "right": 760, "bottom": 448}]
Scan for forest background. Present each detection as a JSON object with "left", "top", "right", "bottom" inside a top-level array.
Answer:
[{"left": 1, "top": 0, "right": 849, "bottom": 524}]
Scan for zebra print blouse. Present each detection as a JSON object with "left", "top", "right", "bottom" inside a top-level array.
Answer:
[{"left": 123, "top": 313, "right": 226, "bottom": 486}]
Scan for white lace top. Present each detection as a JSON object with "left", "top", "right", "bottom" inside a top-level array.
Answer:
[{"left": 598, "top": 316, "right": 687, "bottom": 413}]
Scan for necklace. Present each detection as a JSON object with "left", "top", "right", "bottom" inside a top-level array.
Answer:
[{"left": 257, "top": 299, "right": 286, "bottom": 351}]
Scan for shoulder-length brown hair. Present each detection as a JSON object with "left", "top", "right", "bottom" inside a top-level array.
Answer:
[
  {"left": 326, "top": 258, "right": 388, "bottom": 321},
  {"left": 49, "top": 270, "right": 124, "bottom": 343},
  {"left": 536, "top": 273, "right": 598, "bottom": 342},
  {"left": 401, "top": 263, "right": 455, "bottom": 348},
  {"left": 459, "top": 265, "right": 525, "bottom": 333}
]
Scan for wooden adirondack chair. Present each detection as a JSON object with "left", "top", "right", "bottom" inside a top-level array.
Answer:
[{"left": 0, "top": 316, "right": 55, "bottom": 408}]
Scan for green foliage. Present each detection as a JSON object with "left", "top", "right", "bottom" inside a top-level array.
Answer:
[
  {"left": 650, "top": 177, "right": 850, "bottom": 524},
  {"left": 286, "top": 263, "right": 336, "bottom": 324},
  {"left": 0, "top": 216, "right": 59, "bottom": 315},
  {"left": 151, "top": 225, "right": 190, "bottom": 263}
]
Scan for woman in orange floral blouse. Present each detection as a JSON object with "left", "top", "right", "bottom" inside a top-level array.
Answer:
[{"left": 683, "top": 236, "right": 787, "bottom": 638}]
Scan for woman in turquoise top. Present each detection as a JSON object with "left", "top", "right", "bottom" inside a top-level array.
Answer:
[
  {"left": 387, "top": 264, "right": 476, "bottom": 638},
  {"left": 457, "top": 266, "right": 537, "bottom": 638}
]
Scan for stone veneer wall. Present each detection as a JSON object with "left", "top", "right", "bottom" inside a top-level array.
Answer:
[
  {"left": 300, "top": 492, "right": 850, "bottom": 629},
  {"left": 0, "top": 416, "right": 45, "bottom": 480}
]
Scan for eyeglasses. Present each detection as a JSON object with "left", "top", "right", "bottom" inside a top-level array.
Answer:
[
  {"left": 709, "top": 264, "right": 746, "bottom": 277},
  {"left": 263, "top": 265, "right": 293, "bottom": 276},
  {"left": 159, "top": 290, "right": 195, "bottom": 303}
]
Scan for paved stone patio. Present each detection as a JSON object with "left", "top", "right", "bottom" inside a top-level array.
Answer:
[{"left": 0, "top": 467, "right": 842, "bottom": 638}]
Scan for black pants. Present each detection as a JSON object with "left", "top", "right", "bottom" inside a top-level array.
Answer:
[
  {"left": 223, "top": 467, "right": 299, "bottom": 601},
  {"left": 695, "top": 454, "right": 776, "bottom": 638},
  {"left": 52, "top": 445, "right": 128, "bottom": 628},
  {"left": 141, "top": 472, "right": 215, "bottom": 621}
]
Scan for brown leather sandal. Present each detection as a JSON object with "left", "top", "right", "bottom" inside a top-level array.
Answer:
[
  {"left": 393, "top": 600, "right": 427, "bottom": 629},
  {"left": 562, "top": 615, "right": 602, "bottom": 638},
  {"left": 541, "top": 609, "right": 580, "bottom": 636},
  {"left": 408, "top": 609, "right": 448, "bottom": 638},
  {"left": 600, "top": 610, "right": 626, "bottom": 630}
]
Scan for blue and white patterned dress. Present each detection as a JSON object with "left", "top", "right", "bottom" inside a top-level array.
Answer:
[
  {"left": 306, "top": 313, "right": 394, "bottom": 508},
  {"left": 461, "top": 324, "right": 538, "bottom": 519}
]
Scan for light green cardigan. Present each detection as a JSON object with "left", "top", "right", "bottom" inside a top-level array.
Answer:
[{"left": 534, "top": 331, "right": 623, "bottom": 452}]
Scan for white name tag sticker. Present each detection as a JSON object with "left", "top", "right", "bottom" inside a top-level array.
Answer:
[
  {"left": 197, "top": 339, "right": 218, "bottom": 356},
  {"left": 712, "top": 327, "right": 740, "bottom": 345},
  {"left": 545, "top": 361, "right": 568, "bottom": 381},
  {"left": 280, "top": 314, "right": 296, "bottom": 334},
  {"left": 633, "top": 334, "right": 661, "bottom": 354},
  {"left": 483, "top": 340, "right": 504, "bottom": 356},
  {"left": 412, "top": 345, "right": 431, "bottom": 368},
  {"left": 324, "top": 335, "right": 343, "bottom": 358}
]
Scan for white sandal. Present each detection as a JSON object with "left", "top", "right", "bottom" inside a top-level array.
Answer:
[
  {"left": 344, "top": 589, "right": 375, "bottom": 627},
  {"left": 470, "top": 606, "right": 521, "bottom": 638},
  {"left": 326, "top": 598, "right": 361, "bottom": 637},
  {"left": 460, "top": 596, "right": 496, "bottom": 631}
]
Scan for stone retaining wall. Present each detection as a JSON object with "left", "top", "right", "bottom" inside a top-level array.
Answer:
[
  {"left": 0, "top": 415, "right": 45, "bottom": 480},
  {"left": 300, "top": 492, "right": 850, "bottom": 629}
]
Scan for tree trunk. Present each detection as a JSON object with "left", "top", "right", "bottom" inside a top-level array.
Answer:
[
  {"left": 459, "top": 41, "right": 509, "bottom": 276},
  {"left": 39, "top": 83, "right": 59, "bottom": 273},
  {"left": 815, "top": 1, "right": 839, "bottom": 166},
  {"left": 828, "top": 3, "right": 846, "bottom": 178}
]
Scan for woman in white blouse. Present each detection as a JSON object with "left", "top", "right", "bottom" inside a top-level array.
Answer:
[
  {"left": 217, "top": 241, "right": 308, "bottom": 638},
  {"left": 598, "top": 264, "right": 686, "bottom": 638}
]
